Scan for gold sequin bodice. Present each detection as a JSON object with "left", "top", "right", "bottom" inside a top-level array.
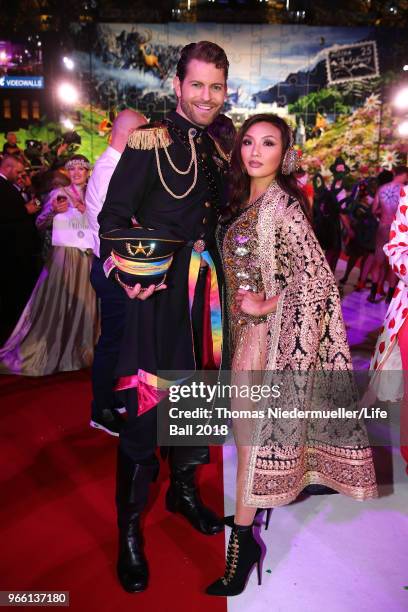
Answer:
[{"left": 223, "top": 201, "right": 267, "bottom": 332}]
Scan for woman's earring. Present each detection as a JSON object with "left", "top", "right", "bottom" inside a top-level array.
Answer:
[
  {"left": 281, "top": 147, "right": 298, "bottom": 175},
  {"left": 281, "top": 130, "right": 298, "bottom": 175}
]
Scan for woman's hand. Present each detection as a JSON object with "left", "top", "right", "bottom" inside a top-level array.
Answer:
[
  {"left": 76, "top": 201, "right": 86, "bottom": 214},
  {"left": 235, "top": 289, "right": 278, "bottom": 317},
  {"left": 124, "top": 282, "right": 167, "bottom": 300},
  {"left": 52, "top": 197, "right": 69, "bottom": 214},
  {"left": 72, "top": 199, "right": 86, "bottom": 214}
]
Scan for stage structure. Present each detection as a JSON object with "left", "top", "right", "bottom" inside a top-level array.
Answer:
[{"left": 1, "top": 23, "right": 407, "bottom": 173}]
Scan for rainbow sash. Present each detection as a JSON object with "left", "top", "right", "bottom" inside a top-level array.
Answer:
[{"left": 188, "top": 249, "right": 222, "bottom": 369}]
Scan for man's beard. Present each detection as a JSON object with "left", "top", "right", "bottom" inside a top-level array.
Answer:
[{"left": 180, "top": 98, "right": 221, "bottom": 127}]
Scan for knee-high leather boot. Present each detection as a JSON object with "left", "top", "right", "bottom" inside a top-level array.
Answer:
[
  {"left": 165, "top": 448, "right": 223, "bottom": 535},
  {"left": 116, "top": 449, "right": 159, "bottom": 593}
]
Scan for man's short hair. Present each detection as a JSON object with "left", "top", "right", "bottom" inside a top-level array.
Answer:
[
  {"left": 176, "top": 41, "right": 229, "bottom": 82},
  {"left": 1, "top": 154, "right": 24, "bottom": 167},
  {"left": 394, "top": 165, "right": 408, "bottom": 176}
]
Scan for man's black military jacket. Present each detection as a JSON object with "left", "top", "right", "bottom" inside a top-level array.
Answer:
[{"left": 98, "top": 110, "right": 229, "bottom": 379}]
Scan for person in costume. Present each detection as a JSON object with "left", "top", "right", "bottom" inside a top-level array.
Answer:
[
  {"left": 367, "top": 187, "right": 408, "bottom": 473},
  {"left": 0, "top": 154, "right": 99, "bottom": 376},
  {"left": 206, "top": 114, "right": 378, "bottom": 597},
  {"left": 367, "top": 166, "right": 408, "bottom": 303},
  {"left": 98, "top": 41, "right": 230, "bottom": 593}
]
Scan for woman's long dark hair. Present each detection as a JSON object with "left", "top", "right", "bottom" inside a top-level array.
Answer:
[{"left": 224, "top": 113, "right": 310, "bottom": 221}]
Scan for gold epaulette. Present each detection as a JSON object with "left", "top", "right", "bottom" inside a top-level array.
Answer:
[{"left": 127, "top": 122, "right": 173, "bottom": 150}]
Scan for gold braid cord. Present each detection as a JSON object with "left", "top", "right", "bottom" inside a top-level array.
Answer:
[
  {"left": 209, "top": 135, "right": 231, "bottom": 164},
  {"left": 155, "top": 128, "right": 198, "bottom": 200}
]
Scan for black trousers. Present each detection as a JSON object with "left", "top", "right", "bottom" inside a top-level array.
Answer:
[
  {"left": 0, "top": 255, "right": 38, "bottom": 344},
  {"left": 120, "top": 266, "right": 210, "bottom": 466},
  {"left": 90, "top": 257, "right": 127, "bottom": 418}
]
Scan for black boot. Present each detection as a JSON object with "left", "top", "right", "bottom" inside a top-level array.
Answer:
[
  {"left": 224, "top": 508, "right": 272, "bottom": 530},
  {"left": 385, "top": 286, "right": 395, "bottom": 304},
  {"left": 367, "top": 282, "right": 378, "bottom": 303},
  {"left": 165, "top": 464, "right": 224, "bottom": 535},
  {"left": 116, "top": 450, "right": 159, "bottom": 593},
  {"left": 206, "top": 524, "right": 262, "bottom": 596}
]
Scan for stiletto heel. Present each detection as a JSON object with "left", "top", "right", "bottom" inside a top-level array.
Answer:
[
  {"left": 206, "top": 524, "right": 262, "bottom": 596},
  {"left": 257, "top": 559, "right": 262, "bottom": 585},
  {"left": 265, "top": 508, "right": 271, "bottom": 531}
]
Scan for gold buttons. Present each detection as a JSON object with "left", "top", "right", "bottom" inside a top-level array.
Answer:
[
  {"left": 201, "top": 152, "right": 207, "bottom": 159},
  {"left": 196, "top": 137, "right": 202, "bottom": 145},
  {"left": 204, "top": 201, "right": 211, "bottom": 208},
  {"left": 202, "top": 218, "right": 208, "bottom": 224}
]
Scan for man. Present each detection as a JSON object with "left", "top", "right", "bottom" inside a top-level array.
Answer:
[
  {"left": 98, "top": 41, "right": 230, "bottom": 593},
  {"left": 2, "top": 132, "right": 21, "bottom": 156},
  {"left": 0, "top": 156, "right": 39, "bottom": 341},
  {"left": 368, "top": 165, "right": 408, "bottom": 303},
  {"left": 86, "top": 109, "right": 148, "bottom": 436},
  {"left": 15, "top": 169, "right": 34, "bottom": 202}
]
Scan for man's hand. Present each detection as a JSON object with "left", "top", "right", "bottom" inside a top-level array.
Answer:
[
  {"left": 124, "top": 282, "right": 167, "bottom": 300},
  {"left": 56, "top": 142, "right": 69, "bottom": 157},
  {"left": 25, "top": 200, "right": 39, "bottom": 215}
]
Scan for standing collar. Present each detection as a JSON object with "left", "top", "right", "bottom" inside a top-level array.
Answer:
[{"left": 166, "top": 110, "right": 208, "bottom": 137}]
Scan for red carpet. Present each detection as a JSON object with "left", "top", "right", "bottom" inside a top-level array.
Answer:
[{"left": 0, "top": 371, "right": 227, "bottom": 612}]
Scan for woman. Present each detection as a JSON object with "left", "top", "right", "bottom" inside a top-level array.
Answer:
[
  {"left": 366, "top": 167, "right": 408, "bottom": 303},
  {"left": 311, "top": 163, "right": 350, "bottom": 275},
  {"left": 357, "top": 170, "right": 393, "bottom": 294},
  {"left": 206, "top": 115, "right": 378, "bottom": 597},
  {"left": 367, "top": 188, "right": 408, "bottom": 472},
  {"left": 339, "top": 179, "right": 377, "bottom": 288},
  {"left": 0, "top": 155, "right": 99, "bottom": 376}
]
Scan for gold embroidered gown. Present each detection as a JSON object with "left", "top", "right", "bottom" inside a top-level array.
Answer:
[{"left": 221, "top": 182, "right": 377, "bottom": 506}]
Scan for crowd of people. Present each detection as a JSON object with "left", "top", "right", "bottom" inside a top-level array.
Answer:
[
  {"left": 0, "top": 39, "right": 406, "bottom": 598},
  {"left": 309, "top": 160, "right": 408, "bottom": 304}
]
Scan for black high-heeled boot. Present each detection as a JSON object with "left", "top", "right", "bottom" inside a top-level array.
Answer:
[
  {"left": 116, "top": 450, "right": 159, "bottom": 593},
  {"left": 206, "top": 524, "right": 262, "bottom": 596},
  {"left": 165, "top": 463, "right": 224, "bottom": 535},
  {"left": 367, "top": 282, "right": 378, "bottom": 303},
  {"left": 224, "top": 508, "right": 272, "bottom": 530}
]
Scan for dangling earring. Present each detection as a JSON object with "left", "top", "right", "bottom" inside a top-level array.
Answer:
[{"left": 281, "top": 131, "right": 298, "bottom": 175}]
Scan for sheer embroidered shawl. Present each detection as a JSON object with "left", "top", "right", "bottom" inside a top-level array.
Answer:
[{"left": 237, "top": 183, "right": 378, "bottom": 506}]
